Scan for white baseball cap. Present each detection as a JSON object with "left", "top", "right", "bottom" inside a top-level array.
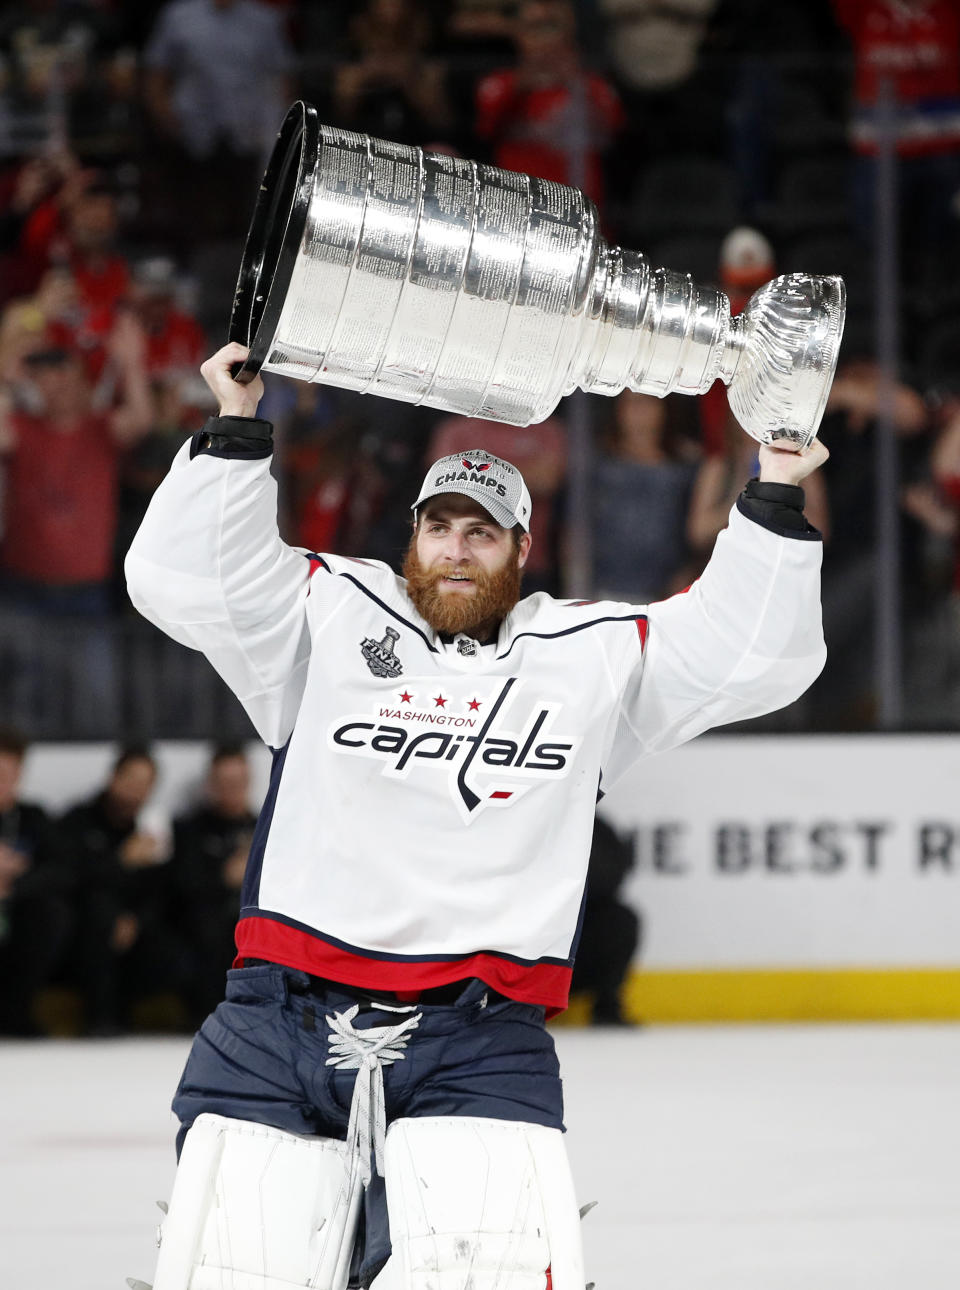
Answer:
[
  {"left": 412, "top": 449, "right": 533, "bottom": 531},
  {"left": 719, "top": 226, "right": 775, "bottom": 282}
]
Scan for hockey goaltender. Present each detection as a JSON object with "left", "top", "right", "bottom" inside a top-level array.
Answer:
[{"left": 124, "top": 341, "right": 828, "bottom": 1290}]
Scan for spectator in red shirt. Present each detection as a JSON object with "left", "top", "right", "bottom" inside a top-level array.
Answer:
[
  {"left": 13, "top": 174, "right": 132, "bottom": 384},
  {"left": 0, "top": 265, "right": 115, "bottom": 387},
  {"left": 833, "top": 0, "right": 960, "bottom": 272},
  {"left": 0, "top": 314, "right": 151, "bottom": 735},
  {"left": 0, "top": 151, "right": 81, "bottom": 305},
  {"left": 475, "top": 0, "right": 624, "bottom": 215},
  {"left": 834, "top": 0, "right": 960, "bottom": 158},
  {"left": 0, "top": 314, "right": 150, "bottom": 597},
  {"left": 20, "top": 174, "right": 131, "bottom": 315},
  {"left": 6, "top": 255, "right": 206, "bottom": 395},
  {"left": 129, "top": 258, "right": 207, "bottom": 384}
]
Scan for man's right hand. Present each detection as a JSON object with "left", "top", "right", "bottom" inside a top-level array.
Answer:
[{"left": 200, "top": 342, "right": 265, "bottom": 419}]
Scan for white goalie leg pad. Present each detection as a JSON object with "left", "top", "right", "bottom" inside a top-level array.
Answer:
[
  {"left": 152, "top": 1113, "right": 363, "bottom": 1290},
  {"left": 376, "top": 1117, "right": 584, "bottom": 1290}
]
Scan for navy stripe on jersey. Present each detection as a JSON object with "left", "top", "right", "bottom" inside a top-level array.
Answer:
[
  {"left": 303, "top": 552, "right": 649, "bottom": 661},
  {"left": 241, "top": 738, "right": 291, "bottom": 910},
  {"left": 566, "top": 878, "right": 590, "bottom": 962},
  {"left": 496, "top": 613, "right": 650, "bottom": 661},
  {"left": 303, "top": 552, "right": 440, "bottom": 653}
]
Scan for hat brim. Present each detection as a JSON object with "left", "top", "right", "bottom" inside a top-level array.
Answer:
[{"left": 412, "top": 485, "right": 522, "bottom": 530}]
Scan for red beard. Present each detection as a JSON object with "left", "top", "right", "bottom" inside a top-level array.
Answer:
[{"left": 402, "top": 541, "right": 524, "bottom": 639}]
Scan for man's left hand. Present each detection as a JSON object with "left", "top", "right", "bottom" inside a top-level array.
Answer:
[{"left": 758, "top": 438, "right": 829, "bottom": 486}]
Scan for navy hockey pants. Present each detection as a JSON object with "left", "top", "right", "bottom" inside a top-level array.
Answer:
[{"left": 171, "top": 962, "right": 565, "bottom": 1285}]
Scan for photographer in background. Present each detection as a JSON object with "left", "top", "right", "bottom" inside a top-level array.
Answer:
[
  {"left": 169, "top": 745, "right": 258, "bottom": 1026},
  {"left": 571, "top": 816, "right": 641, "bottom": 1026},
  {"left": 0, "top": 727, "right": 73, "bottom": 1037},
  {"left": 59, "top": 746, "right": 188, "bottom": 1035}
]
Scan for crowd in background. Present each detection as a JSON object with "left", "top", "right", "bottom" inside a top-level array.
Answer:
[
  {"left": 1, "top": 0, "right": 960, "bottom": 739},
  {"left": 3, "top": 0, "right": 960, "bottom": 1028},
  {"left": 0, "top": 731, "right": 254, "bottom": 1035}
]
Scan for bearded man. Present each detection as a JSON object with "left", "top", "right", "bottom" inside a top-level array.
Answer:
[{"left": 124, "top": 341, "right": 828, "bottom": 1290}]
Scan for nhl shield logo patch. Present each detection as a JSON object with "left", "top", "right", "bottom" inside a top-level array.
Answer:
[{"left": 361, "top": 625, "right": 403, "bottom": 678}]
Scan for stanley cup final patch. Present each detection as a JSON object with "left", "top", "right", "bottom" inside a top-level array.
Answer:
[{"left": 361, "top": 626, "right": 403, "bottom": 678}]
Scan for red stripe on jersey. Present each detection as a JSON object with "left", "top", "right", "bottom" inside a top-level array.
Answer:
[
  {"left": 636, "top": 617, "right": 648, "bottom": 649},
  {"left": 235, "top": 916, "right": 574, "bottom": 1016},
  {"left": 307, "top": 557, "right": 324, "bottom": 580}
]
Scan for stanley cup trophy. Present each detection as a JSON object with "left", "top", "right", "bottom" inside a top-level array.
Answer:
[{"left": 230, "top": 102, "right": 846, "bottom": 449}]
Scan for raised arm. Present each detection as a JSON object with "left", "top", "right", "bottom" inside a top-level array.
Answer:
[
  {"left": 621, "top": 439, "right": 829, "bottom": 754},
  {"left": 106, "top": 311, "right": 153, "bottom": 445},
  {"left": 124, "top": 344, "right": 313, "bottom": 747}
]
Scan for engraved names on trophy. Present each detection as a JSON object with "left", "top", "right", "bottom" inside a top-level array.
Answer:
[{"left": 234, "top": 103, "right": 845, "bottom": 444}]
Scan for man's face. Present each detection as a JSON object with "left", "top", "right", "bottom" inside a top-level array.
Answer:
[
  {"left": 107, "top": 758, "right": 156, "bottom": 820},
  {"left": 403, "top": 494, "right": 530, "bottom": 640},
  {"left": 134, "top": 289, "right": 174, "bottom": 332},
  {"left": 25, "top": 355, "right": 89, "bottom": 418},
  {"left": 68, "top": 191, "right": 118, "bottom": 253},
  {"left": 516, "top": 1, "right": 574, "bottom": 63},
  {"left": 208, "top": 756, "right": 251, "bottom": 818}
]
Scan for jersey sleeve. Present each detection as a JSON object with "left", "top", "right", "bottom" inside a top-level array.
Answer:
[
  {"left": 614, "top": 501, "right": 826, "bottom": 759},
  {"left": 124, "top": 440, "right": 313, "bottom": 748}
]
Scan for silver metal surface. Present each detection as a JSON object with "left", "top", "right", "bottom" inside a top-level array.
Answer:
[{"left": 232, "top": 103, "right": 846, "bottom": 449}]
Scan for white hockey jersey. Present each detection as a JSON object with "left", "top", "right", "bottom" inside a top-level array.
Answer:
[{"left": 125, "top": 441, "right": 826, "bottom": 1012}]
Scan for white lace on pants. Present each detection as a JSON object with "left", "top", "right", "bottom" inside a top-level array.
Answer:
[{"left": 326, "top": 1003, "right": 422, "bottom": 1187}]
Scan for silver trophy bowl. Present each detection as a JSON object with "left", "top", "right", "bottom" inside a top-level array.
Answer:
[{"left": 231, "top": 102, "right": 845, "bottom": 449}]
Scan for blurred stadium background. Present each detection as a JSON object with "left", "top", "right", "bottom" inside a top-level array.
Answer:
[{"left": 0, "top": 0, "right": 959, "bottom": 1035}]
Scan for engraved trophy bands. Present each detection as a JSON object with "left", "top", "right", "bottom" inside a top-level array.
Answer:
[{"left": 230, "top": 102, "right": 846, "bottom": 449}]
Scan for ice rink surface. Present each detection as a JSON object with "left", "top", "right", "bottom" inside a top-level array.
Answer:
[{"left": 2, "top": 1023, "right": 958, "bottom": 1290}]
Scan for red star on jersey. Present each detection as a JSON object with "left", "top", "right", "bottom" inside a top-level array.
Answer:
[
  {"left": 467, "top": 698, "right": 481, "bottom": 711},
  {"left": 399, "top": 691, "right": 413, "bottom": 703},
  {"left": 433, "top": 694, "right": 447, "bottom": 707}
]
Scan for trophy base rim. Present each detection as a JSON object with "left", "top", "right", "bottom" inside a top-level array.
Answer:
[{"left": 228, "top": 100, "right": 318, "bottom": 385}]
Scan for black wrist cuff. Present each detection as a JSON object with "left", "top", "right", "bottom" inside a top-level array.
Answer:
[
  {"left": 743, "top": 478, "right": 805, "bottom": 509},
  {"left": 190, "top": 415, "right": 274, "bottom": 460},
  {"left": 737, "top": 477, "right": 820, "bottom": 539}
]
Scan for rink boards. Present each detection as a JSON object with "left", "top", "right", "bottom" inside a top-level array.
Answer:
[
  {"left": 23, "top": 735, "right": 960, "bottom": 1022},
  {"left": 599, "top": 734, "right": 960, "bottom": 1021}
]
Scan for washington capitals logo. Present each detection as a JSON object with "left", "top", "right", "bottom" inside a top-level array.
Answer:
[
  {"left": 461, "top": 459, "right": 490, "bottom": 472},
  {"left": 360, "top": 626, "right": 403, "bottom": 679},
  {"left": 329, "top": 678, "right": 581, "bottom": 823}
]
